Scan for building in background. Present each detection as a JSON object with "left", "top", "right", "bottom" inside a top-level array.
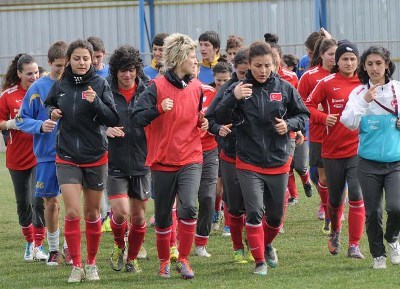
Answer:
[{"left": 0, "top": 0, "right": 399, "bottom": 84}]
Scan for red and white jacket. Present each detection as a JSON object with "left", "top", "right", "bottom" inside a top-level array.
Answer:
[{"left": 306, "top": 72, "right": 361, "bottom": 159}]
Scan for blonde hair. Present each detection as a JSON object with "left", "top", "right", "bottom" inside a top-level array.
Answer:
[{"left": 163, "top": 33, "right": 197, "bottom": 70}]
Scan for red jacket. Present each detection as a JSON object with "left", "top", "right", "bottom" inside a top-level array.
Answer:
[
  {"left": 297, "top": 65, "right": 331, "bottom": 143},
  {"left": 0, "top": 85, "right": 36, "bottom": 170},
  {"left": 306, "top": 72, "right": 360, "bottom": 159},
  {"left": 132, "top": 71, "right": 203, "bottom": 171},
  {"left": 200, "top": 83, "right": 218, "bottom": 151},
  {"left": 278, "top": 66, "right": 298, "bottom": 88}
]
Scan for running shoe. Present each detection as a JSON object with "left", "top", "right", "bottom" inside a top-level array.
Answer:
[
  {"left": 85, "top": 264, "right": 100, "bottom": 281},
  {"left": 373, "top": 256, "right": 387, "bottom": 269},
  {"left": 101, "top": 213, "right": 112, "bottom": 232},
  {"left": 176, "top": 259, "right": 194, "bottom": 279},
  {"left": 328, "top": 232, "right": 340, "bottom": 255},
  {"left": 387, "top": 241, "right": 400, "bottom": 264},
  {"left": 347, "top": 245, "right": 364, "bottom": 259},
  {"left": 24, "top": 242, "right": 34, "bottom": 261},
  {"left": 47, "top": 250, "right": 59, "bottom": 266},
  {"left": 33, "top": 245, "right": 48, "bottom": 261},
  {"left": 317, "top": 204, "right": 325, "bottom": 220},
  {"left": 265, "top": 244, "right": 278, "bottom": 268},
  {"left": 158, "top": 260, "right": 171, "bottom": 278},
  {"left": 137, "top": 245, "right": 148, "bottom": 259},
  {"left": 254, "top": 261, "right": 267, "bottom": 275},
  {"left": 222, "top": 226, "right": 231, "bottom": 237},
  {"left": 322, "top": 219, "right": 331, "bottom": 235},
  {"left": 68, "top": 266, "right": 85, "bottom": 283},
  {"left": 303, "top": 182, "right": 313, "bottom": 197},
  {"left": 234, "top": 249, "right": 248, "bottom": 264},
  {"left": 288, "top": 197, "right": 298, "bottom": 205},
  {"left": 110, "top": 243, "right": 125, "bottom": 271},
  {"left": 125, "top": 259, "right": 142, "bottom": 273},
  {"left": 170, "top": 246, "right": 179, "bottom": 262},
  {"left": 194, "top": 246, "right": 211, "bottom": 257},
  {"left": 62, "top": 246, "right": 73, "bottom": 265}
]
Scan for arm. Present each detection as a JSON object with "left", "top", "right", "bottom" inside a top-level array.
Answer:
[
  {"left": 131, "top": 82, "right": 160, "bottom": 127},
  {"left": 89, "top": 83, "right": 119, "bottom": 127},
  {"left": 284, "top": 85, "right": 310, "bottom": 132},
  {"left": 305, "top": 81, "right": 329, "bottom": 125},
  {"left": 214, "top": 82, "right": 241, "bottom": 125},
  {"left": 16, "top": 86, "right": 45, "bottom": 135},
  {"left": 340, "top": 85, "right": 370, "bottom": 131}
]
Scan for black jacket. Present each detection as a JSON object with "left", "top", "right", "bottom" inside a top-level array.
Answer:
[
  {"left": 215, "top": 71, "right": 309, "bottom": 168},
  {"left": 206, "top": 72, "right": 239, "bottom": 159},
  {"left": 45, "top": 65, "right": 119, "bottom": 164},
  {"left": 107, "top": 76, "right": 149, "bottom": 176}
]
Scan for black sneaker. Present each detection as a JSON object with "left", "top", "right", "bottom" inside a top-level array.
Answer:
[
  {"left": 287, "top": 197, "right": 298, "bottom": 205},
  {"left": 265, "top": 244, "right": 278, "bottom": 268},
  {"left": 328, "top": 232, "right": 340, "bottom": 255},
  {"left": 303, "top": 182, "right": 313, "bottom": 197},
  {"left": 47, "top": 250, "right": 59, "bottom": 266}
]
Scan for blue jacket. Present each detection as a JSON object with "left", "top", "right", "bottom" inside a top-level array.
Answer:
[
  {"left": 16, "top": 75, "right": 56, "bottom": 163},
  {"left": 341, "top": 80, "right": 400, "bottom": 162}
]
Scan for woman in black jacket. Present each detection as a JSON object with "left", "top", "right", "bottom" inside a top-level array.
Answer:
[
  {"left": 105, "top": 45, "right": 150, "bottom": 274},
  {"left": 45, "top": 39, "right": 118, "bottom": 283},
  {"left": 215, "top": 41, "right": 309, "bottom": 276}
]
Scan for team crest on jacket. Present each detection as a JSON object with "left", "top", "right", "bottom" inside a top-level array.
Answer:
[{"left": 270, "top": 93, "right": 282, "bottom": 101}]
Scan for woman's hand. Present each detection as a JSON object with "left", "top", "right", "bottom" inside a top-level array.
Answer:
[
  {"left": 326, "top": 113, "right": 339, "bottom": 127},
  {"left": 275, "top": 117, "right": 288, "bottom": 135},
  {"left": 106, "top": 127, "right": 125, "bottom": 138},
  {"left": 219, "top": 124, "right": 232, "bottom": 137},
  {"left": 363, "top": 84, "right": 380, "bottom": 103},
  {"left": 161, "top": 98, "right": 174, "bottom": 112},
  {"left": 234, "top": 82, "right": 253, "bottom": 100},
  {"left": 84, "top": 86, "right": 96, "bottom": 103},
  {"left": 50, "top": 109, "right": 63, "bottom": 121}
]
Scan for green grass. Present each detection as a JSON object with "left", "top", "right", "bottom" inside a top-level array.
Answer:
[{"left": 0, "top": 151, "right": 398, "bottom": 288}]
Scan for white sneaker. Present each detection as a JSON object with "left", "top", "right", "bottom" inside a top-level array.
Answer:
[
  {"left": 33, "top": 245, "right": 48, "bottom": 261},
  {"left": 387, "top": 241, "right": 400, "bottom": 264},
  {"left": 194, "top": 246, "right": 211, "bottom": 257},
  {"left": 24, "top": 242, "right": 34, "bottom": 261},
  {"left": 68, "top": 266, "right": 85, "bottom": 283},
  {"left": 85, "top": 264, "right": 100, "bottom": 281},
  {"left": 373, "top": 256, "right": 387, "bottom": 269},
  {"left": 137, "top": 245, "right": 148, "bottom": 259}
]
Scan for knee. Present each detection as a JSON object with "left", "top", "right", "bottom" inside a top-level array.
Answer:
[
  {"left": 265, "top": 215, "right": 282, "bottom": 228},
  {"left": 130, "top": 210, "right": 145, "bottom": 226},
  {"left": 178, "top": 205, "right": 197, "bottom": 221},
  {"left": 111, "top": 207, "right": 129, "bottom": 224},
  {"left": 246, "top": 210, "right": 263, "bottom": 225},
  {"left": 199, "top": 194, "right": 214, "bottom": 207},
  {"left": 295, "top": 167, "right": 307, "bottom": 176},
  {"left": 44, "top": 198, "right": 60, "bottom": 214}
]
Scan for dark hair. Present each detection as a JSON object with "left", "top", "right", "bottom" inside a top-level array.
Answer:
[
  {"left": 87, "top": 36, "right": 105, "bottom": 53},
  {"left": 2, "top": 53, "right": 36, "bottom": 90},
  {"left": 282, "top": 54, "right": 298, "bottom": 72},
  {"left": 226, "top": 35, "right": 244, "bottom": 51},
  {"left": 109, "top": 45, "right": 144, "bottom": 81},
  {"left": 212, "top": 61, "right": 233, "bottom": 75},
  {"left": 152, "top": 33, "right": 169, "bottom": 47},
  {"left": 357, "top": 46, "right": 396, "bottom": 84},
  {"left": 264, "top": 33, "right": 282, "bottom": 57},
  {"left": 309, "top": 38, "right": 337, "bottom": 67},
  {"left": 233, "top": 48, "right": 249, "bottom": 68},
  {"left": 60, "top": 39, "right": 94, "bottom": 79},
  {"left": 38, "top": 66, "right": 47, "bottom": 75},
  {"left": 48, "top": 40, "right": 68, "bottom": 63},
  {"left": 249, "top": 41, "right": 272, "bottom": 62},
  {"left": 305, "top": 31, "right": 324, "bottom": 51},
  {"left": 199, "top": 31, "right": 221, "bottom": 51}
]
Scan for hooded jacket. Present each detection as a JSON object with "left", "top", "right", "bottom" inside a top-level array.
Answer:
[
  {"left": 44, "top": 65, "right": 119, "bottom": 164},
  {"left": 215, "top": 71, "right": 309, "bottom": 169},
  {"left": 107, "top": 75, "right": 149, "bottom": 176}
]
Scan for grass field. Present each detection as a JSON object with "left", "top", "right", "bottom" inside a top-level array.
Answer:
[{"left": 0, "top": 152, "right": 398, "bottom": 288}]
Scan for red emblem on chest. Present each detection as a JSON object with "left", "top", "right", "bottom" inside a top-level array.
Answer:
[{"left": 270, "top": 93, "right": 282, "bottom": 101}]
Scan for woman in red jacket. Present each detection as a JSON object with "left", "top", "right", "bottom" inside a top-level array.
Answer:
[
  {"left": 306, "top": 41, "right": 365, "bottom": 259},
  {"left": 298, "top": 38, "right": 337, "bottom": 233},
  {"left": 132, "top": 33, "right": 208, "bottom": 279},
  {"left": 0, "top": 54, "right": 47, "bottom": 261}
]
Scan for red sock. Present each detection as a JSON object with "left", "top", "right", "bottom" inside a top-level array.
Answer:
[
  {"left": 328, "top": 202, "right": 345, "bottom": 232},
  {"left": 245, "top": 223, "right": 265, "bottom": 263},
  {"left": 223, "top": 204, "right": 230, "bottom": 227},
  {"left": 348, "top": 200, "right": 365, "bottom": 246},
  {"left": 229, "top": 214, "right": 245, "bottom": 251},
  {"left": 300, "top": 170, "right": 311, "bottom": 184},
  {"left": 318, "top": 182, "right": 329, "bottom": 218},
  {"left": 33, "top": 226, "right": 46, "bottom": 247},
  {"left": 288, "top": 170, "right": 298, "bottom": 198},
  {"left": 110, "top": 215, "right": 128, "bottom": 249},
  {"left": 156, "top": 226, "right": 172, "bottom": 262},
  {"left": 170, "top": 208, "right": 177, "bottom": 247},
  {"left": 194, "top": 234, "right": 208, "bottom": 247},
  {"left": 178, "top": 219, "right": 196, "bottom": 260},
  {"left": 21, "top": 224, "right": 33, "bottom": 243},
  {"left": 215, "top": 194, "right": 222, "bottom": 212},
  {"left": 262, "top": 218, "right": 281, "bottom": 246},
  {"left": 85, "top": 216, "right": 102, "bottom": 265},
  {"left": 64, "top": 217, "right": 82, "bottom": 267},
  {"left": 127, "top": 223, "right": 146, "bottom": 261}
]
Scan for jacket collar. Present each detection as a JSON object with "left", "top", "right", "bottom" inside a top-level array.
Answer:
[
  {"left": 64, "top": 65, "right": 97, "bottom": 85},
  {"left": 165, "top": 69, "right": 193, "bottom": 89}
]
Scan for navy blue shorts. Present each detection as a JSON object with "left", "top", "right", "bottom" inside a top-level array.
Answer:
[{"left": 35, "top": 161, "right": 60, "bottom": 198}]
